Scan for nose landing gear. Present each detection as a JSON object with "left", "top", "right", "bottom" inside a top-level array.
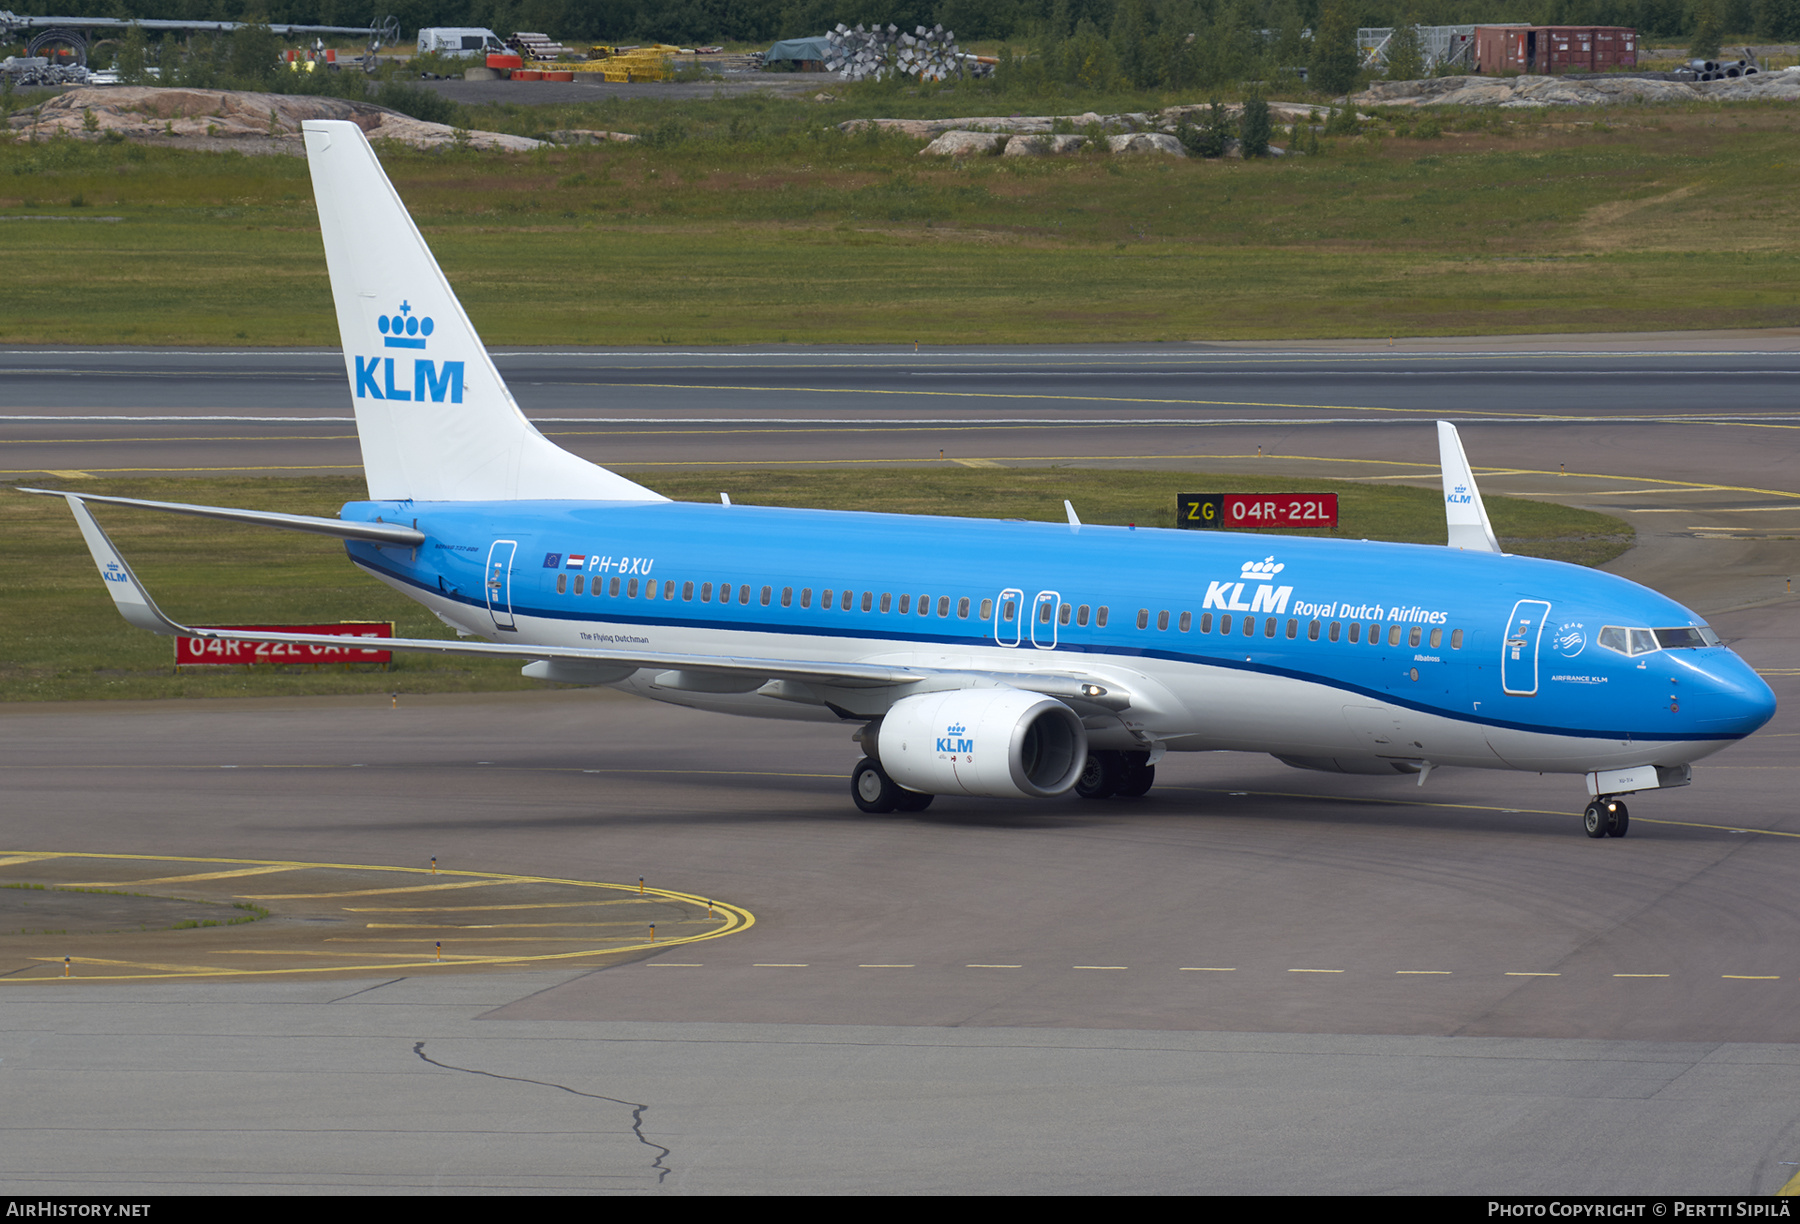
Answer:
[{"left": 1582, "top": 797, "right": 1629, "bottom": 838}]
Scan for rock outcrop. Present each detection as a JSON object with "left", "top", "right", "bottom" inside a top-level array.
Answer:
[
  {"left": 1352, "top": 69, "right": 1800, "bottom": 108},
  {"left": 6, "top": 87, "right": 542, "bottom": 151}
]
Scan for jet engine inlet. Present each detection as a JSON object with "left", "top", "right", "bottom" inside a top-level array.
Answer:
[{"left": 874, "top": 688, "right": 1088, "bottom": 799}]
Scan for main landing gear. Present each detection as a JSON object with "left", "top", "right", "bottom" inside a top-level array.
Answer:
[
  {"left": 851, "top": 756, "right": 933, "bottom": 814},
  {"left": 1583, "top": 797, "right": 1629, "bottom": 838},
  {"left": 1074, "top": 750, "right": 1155, "bottom": 800}
]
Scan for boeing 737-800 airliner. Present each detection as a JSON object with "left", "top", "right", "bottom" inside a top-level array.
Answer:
[{"left": 26, "top": 120, "right": 1775, "bottom": 837}]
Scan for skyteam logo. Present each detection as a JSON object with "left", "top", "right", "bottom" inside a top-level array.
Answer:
[
  {"left": 379, "top": 300, "right": 434, "bottom": 349},
  {"left": 355, "top": 296, "right": 464, "bottom": 404},
  {"left": 1204, "top": 555, "right": 1293, "bottom": 614},
  {"left": 1552, "top": 621, "right": 1587, "bottom": 658},
  {"left": 936, "top": 722, "right": 974, "bottom": 755}
]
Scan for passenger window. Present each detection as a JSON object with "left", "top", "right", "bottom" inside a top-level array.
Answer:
[
  {"left": 1156, "top": 610, "right": 1169, "bottom": 631},
  {"left": 1137, "top": 609, "right": 1150, "bottom": 630},
  {"left": 861, "top": 591, "right": 872, "bottom": 612},
  {"left": 701, "top": 582, "right": 712, "bottom": 602},
  {"left": 980, "top": 598, "right": 994, "bottom": 620},
  {"left": 1328, "top": 621, "right": 1340, "bottom": 642},
  {"left": 1243, "top": 617, "right": 1256, "bottom": 638},
  {"left": 1349, "top": 622, "right": 1360, "bottom": 643},
  {"left": 1308, "top": 620, "right": 1320, "bottom": 641},
  {"left": 843, "top": 590, "right": 854, "bottom": 611},
  {"left": 1264, "top": 618, "right": 1277, "bottom": 638},
  {"left": 1409, "top": 626, "right": 1421, "bottom": 648},
  {"left": 942, "top": 597, "right": 953, "bottom": 619},
  {"left": 821, "top": 588, "right": 833, "bottom": 608},
  {"left": 1179, "top": 611, "right": 1192, "bottom": 632},
  {"left": 557, "top": 574, "right": 567, "bottom": 594},
  {"left": 739, "top": 585, "right": 751, "bottom": 605},
  {"left": 574, "top": 575, "right": 584, "bottom": 595},
  {"left": 918, "top": 594, "right": 930, "bottom": 616},
  {"left": 1221, "top": 615, "right": 1233, "bottom": 635},
  {"left": 1001, "top": 599, "right": 1015, "bottom": 623},
  {"left": 880, "top": 593, "right": 892, "bottom": 613},
  {"left": 1077, "top": 605, "right": 1091, "bottom": 627},
  {"left": 782, "top": 587, "right": 793, "bottom": 608},
  {"left": 628, "top": 578, "right": 639, "bottom": 598},
  {"left": 663, "top": 580, "right": 675, "bottom": 600},
  {"left": 645, "top": 580, "right": 657, "bottom": 600},
  {"left": 1200, "top": 612, "right": 1213, "bottom": 634},
  {"left": 1286, "top": 619, "right": 1297, "bottom": 639},
  {"left": 1039, "top": 602, "right": 1054, "bottom": 624},
  {"left": 958, "top": 598, "right": 970, "bottom": 619},
  {"left": 1429, "top": 627, "right": 1441, "bottom": 648},
  {"left": 1451, "top": 629, "right": 1463, "bottom": 649},
  {"left": 682, "top": 581, "right": 693, "bottom": 601},
  {"left": 1096, "top": 606, "right": 1109, "bottom": 627},
  {"left": 899, "top": 594, "right": 911, "bottom": 614},
  {"left": 801, "top": 588, "right": 812, "bottom": 608},
  {"left": 609, "top": 577, "right": 621, "bottom": 597},
  {"left": 1387, "top": 625, "right": 1401, "bottom": 647}
]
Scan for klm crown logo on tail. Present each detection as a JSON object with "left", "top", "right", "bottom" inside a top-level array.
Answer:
[{"left": 355, "top": 297, "right": 464, "bottom": 405}]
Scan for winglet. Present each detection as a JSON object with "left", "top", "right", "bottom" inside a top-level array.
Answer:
[
  {"left": 1436, "top": 421, "right": 1500, "bottom": 553},
  {"left": 1064, "top": 499, "right": 1081, "bottom": 532},
  {"left": 63, "top": 495, "right": 192, "bottom": 636}
]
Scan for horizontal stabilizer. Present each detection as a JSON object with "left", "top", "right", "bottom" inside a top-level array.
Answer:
[
  {"left": 1436, "top": 420, "right": 1501, "bottom": 553},
  {"left": 18, "top": 487, "right": 424, "bottom": 545}
]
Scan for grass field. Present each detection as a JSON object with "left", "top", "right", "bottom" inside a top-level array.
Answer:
[
  {"left": 4, "top": 95, "right": 1800, "bottom": 343},
  {"left": 2, "top": 470, "right": 1629, "bottom": 703}
]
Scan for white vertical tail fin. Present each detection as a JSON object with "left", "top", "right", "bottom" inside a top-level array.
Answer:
[
  {"left": 1437, "top": 420, "right": 1500, "bottom": 553},
  {"left": 302, "top": 120, "right": 664, "bottom": 504}
]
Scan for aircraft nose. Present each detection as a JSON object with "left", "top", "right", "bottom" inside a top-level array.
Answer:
[{"left": 1695, "top": 651, "right": 1777, "bottom": 737}]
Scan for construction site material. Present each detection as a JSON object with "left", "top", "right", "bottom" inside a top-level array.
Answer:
[
  {"left": 6, "top": 87, "right": 542, "bottom": 151},
  {"left": 1471, "top": 26, "right": 1638, "bottom": 75},
  {"left": 508, "top": 32, "right": 578, "bottom": 61},
  {"left": 1358, "top": 25, "right": 1480, "bottom": 73},
  {"left": 824, "top": 23, "right": 993, "bottom": 82}
]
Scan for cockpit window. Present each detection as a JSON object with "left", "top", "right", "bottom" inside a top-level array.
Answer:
[
  {"left": 1655, "top": 626, "right": 1719, "bottom": 650},
  {"left": 1599, "top": 624, "right": 1720, "bottom": 656}
]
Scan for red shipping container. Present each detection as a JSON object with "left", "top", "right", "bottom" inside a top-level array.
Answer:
[{"left": 1473, "top": 26, "right": 1636, "bottom": 76}]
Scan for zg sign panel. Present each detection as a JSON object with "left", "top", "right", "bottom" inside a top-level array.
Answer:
[
  {"left": 175, "top": 622, "right": 394, "bottom": 666},
  {"left": 1177, "top": 494, "right": 1338, "bottom": 530}
]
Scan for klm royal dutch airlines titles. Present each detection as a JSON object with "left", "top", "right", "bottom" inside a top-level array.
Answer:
[{"left": 24, "top": 120, "right": 1774, "bottom": 839}]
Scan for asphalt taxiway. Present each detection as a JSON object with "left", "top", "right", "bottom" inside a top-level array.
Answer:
[{"left": 2, "top": 338, "right": 1799, "bottom": 1193}]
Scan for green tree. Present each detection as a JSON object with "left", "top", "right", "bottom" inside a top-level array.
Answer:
[
  {"left": 1240, "top": 91, "right": 1271, "bottom": 156},
  {"left": 1310, "top": 0, "right": 1360, "bottom": 96},
  {"left": 1690, "top": 0, "right": 1723, "bottom": 58},
  {"left": 1385, "top": 21, "right": 1425, "bottom": 81},
  {"left": 226, "top": 20, "right": 282, "bottom": 88},
  {"left": 116, "top": 21, "right": 149, "bottom": 85}
]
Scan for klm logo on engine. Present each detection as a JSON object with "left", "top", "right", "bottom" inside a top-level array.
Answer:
[
  {"left": 936, "top": 722, "right": 974, "bottom": 754},
  {"left": 354, "top": 299, "right": 463, "bottom": 403}
]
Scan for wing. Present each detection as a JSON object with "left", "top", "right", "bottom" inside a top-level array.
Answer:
[{"left": 54, "top": 493, "right": 1132, "bottom": 715}]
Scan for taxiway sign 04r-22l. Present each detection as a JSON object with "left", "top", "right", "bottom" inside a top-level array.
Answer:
[{"left": 27, "top": 120, "right": 1776, "bottom": 836}]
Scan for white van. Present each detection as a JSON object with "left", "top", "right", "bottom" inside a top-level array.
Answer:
[{"left": 417, "top": 28, "right": 507, "bottom": 58}]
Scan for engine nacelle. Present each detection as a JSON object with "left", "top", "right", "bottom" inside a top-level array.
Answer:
[{"left": 873, "top": 688, "right": 1087, "bottom": 799}]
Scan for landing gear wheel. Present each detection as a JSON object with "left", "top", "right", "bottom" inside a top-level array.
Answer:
[
  {"left": 894, "top": 788, "right": 935, "bottom": 812},
  {"left": 1583, "top": 801, "right": 1609, "bottom": 838},
  {"left": 852, "top": 756, "right": 899, "bottom": 814},
  {"left": 1075, "top": 751, "right": 1122, "bottom": 799},
  {"left": 1606, "top": 800, "right": 1629, "bottom": 838},
  {"left": 1118, "top": 753, "right": 1156, "bottom": 798}
]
